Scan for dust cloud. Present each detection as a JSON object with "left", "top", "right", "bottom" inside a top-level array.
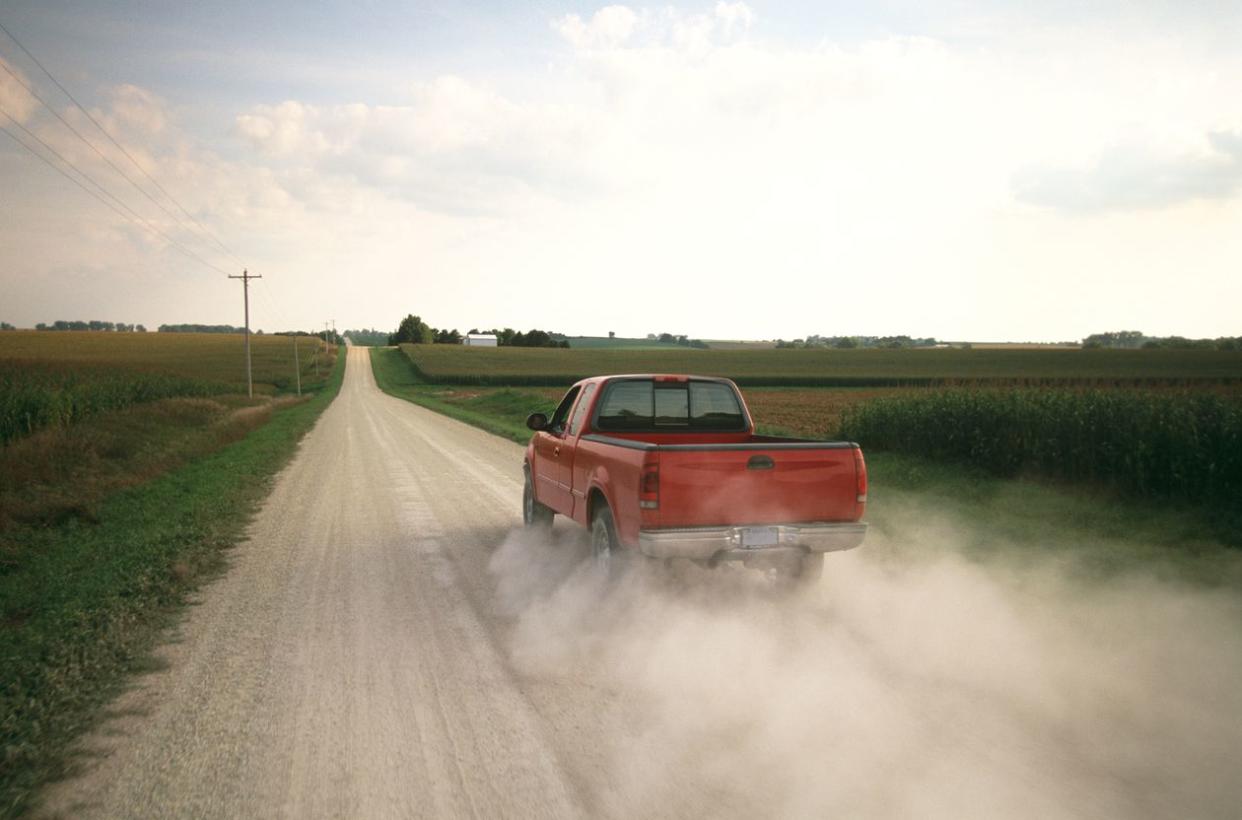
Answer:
[{"left": 489, "top": 502, "right": 1242, "bottom": 820}]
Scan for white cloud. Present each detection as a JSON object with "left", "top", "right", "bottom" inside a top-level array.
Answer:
[
  {"left": 714, "top": 2, "right": 754, "bottom": 38},
  {"left": 0, "top": 56, "right": 38, "bottom": 123},
  {"left": 554, "top": 5, "right": 640, "bottom": 50},
  {"left": 1013, "top": 131, "right": 1242, "bottom": 212}
]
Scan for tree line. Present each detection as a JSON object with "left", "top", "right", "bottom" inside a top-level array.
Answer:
[
  {"left": 1083, "top": 331, "right": 1242, "bottom": 351},
  {"left": 387, "top": 315, "right": 569, "bottom": 348},
  {"left": 776, "top": 335, "right": 939, "bottom": 349},
  {"left": 33, "top": 320, "right": 148, "bottom": 332},
  {"left": 647, "top": 332, "right": 708, "bottom": 348}
]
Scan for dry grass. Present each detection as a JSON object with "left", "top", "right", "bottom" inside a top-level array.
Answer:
[{"left": 0, "top": 395, "right": 290, "bottom": 539}]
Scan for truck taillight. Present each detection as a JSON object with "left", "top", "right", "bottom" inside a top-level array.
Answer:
[
  {"left": 639, "top": 460, "right": 660, "bottom": 510},
  {"left": 853, "top": 445, "right": 868, "bottom": 508}
]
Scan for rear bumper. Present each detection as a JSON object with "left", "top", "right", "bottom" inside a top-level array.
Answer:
[{"left": 638, "top": 522, "right": 867, "bottom": 561}]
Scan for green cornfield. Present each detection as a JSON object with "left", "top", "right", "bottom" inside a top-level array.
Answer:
[
  {"left": 0, "top": 361, "right": 226, "bottom": 445},
  {"left": 839, "top": 389, "right": 1242, "bottom": 502},
  {"left": 399, "top": 343, "right": 1242, "bottom": 387},
  {"left": 0, "top": 331, "right": 337, "bottom": 444}
]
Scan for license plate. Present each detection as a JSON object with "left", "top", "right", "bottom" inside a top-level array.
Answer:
[{"left": 741, "top": 527, "right": 779, "bottom": 548}]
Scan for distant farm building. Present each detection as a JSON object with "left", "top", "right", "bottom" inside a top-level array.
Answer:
[{"left": 464, "top": 333, "right": 498, "bottom": 347}]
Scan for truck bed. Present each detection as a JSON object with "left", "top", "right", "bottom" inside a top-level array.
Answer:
[{"left": 580, "top": 432, "right": 864, "bottom": 531}]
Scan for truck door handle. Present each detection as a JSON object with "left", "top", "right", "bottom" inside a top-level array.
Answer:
[
  {"left": 747, "top": 455, "right": 775, "bottom": 470},
  {"left": 554, "top": 447, "right": 561, "bottom": 457}
]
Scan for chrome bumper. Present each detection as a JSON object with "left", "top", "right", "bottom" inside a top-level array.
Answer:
[{"left": 638, "top": 522, "right": 867, "bottom": 561}]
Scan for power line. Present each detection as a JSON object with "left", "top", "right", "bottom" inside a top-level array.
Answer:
[
  {"left": 0, "top": 110, "right": 232, "bottom": 275},
  {"left": 0, "top": 17, "right": 246, "bottom": 268},
  {"left": 0, "top": 47, "right": 233, "bottom": 269},
  {"left": 1, "top": 120, "right": 135, "bottom": 222},
  {"left": 2, "top": 106, "right": 165, "bottom": 234}
]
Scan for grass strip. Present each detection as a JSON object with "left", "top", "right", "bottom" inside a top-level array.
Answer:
[
  {"left": 0, "top": 350, "right": 345, "bottom": 818},
  {"left": 370, "top": 347, "right": 554, "bottom": 444}
]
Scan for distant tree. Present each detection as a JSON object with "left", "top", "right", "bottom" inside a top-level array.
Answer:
[
  {"left": 434, "top": 327, "right": 462, "bottom": 344},
  {"left": 1083, "top": 330, "right": 1146, "bottom": 349},
  {"left": 0, "top": 321, "right": 14, "bottom": 331},
  {"left": 658, "top": 332, "right": 675, "bottom": 344},
  {"left": 390, "top": 314, "right": 433, "bottom": 345},
  {"left": 343, "top": 328, "right": 389, "bottom": 346},
  {"left": 136, "top": 324, "right": 147, "bottom": 332},
  {"left": 158, "top": 323, "right": 246, "bottom": 333},
  {"left": 834, "top": 337, "right": 858, "bottom": 349}
]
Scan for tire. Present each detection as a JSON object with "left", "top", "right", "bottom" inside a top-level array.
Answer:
[
  {"left": 523, "top": 469, "right": 553, "bottom": 531},
  {"left": 590, "top": 502, "right": 624, "bottom": 579}
]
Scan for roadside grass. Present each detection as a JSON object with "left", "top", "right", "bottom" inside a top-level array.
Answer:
[
  {"left": 0, "top": 350, "right": 345, "bottom": 818},
  {"left": 372, "top": 346, "right": 1242, "bottom": 585},
  {"left": 370, "top": 346, "right": 556, "bottom": 443}
]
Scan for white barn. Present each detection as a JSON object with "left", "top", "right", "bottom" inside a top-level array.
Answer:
[{"left": 464, "top": 333, "right": 498, "bottom": 347}]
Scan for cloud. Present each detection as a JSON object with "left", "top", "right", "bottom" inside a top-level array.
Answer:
[
  {"left": 554, "top": 5, "right": 640, "bottom": 50},
  {"left": 234, "top": 78, "right": 603, "bottom": 216},
  {"left": 554, "top": 2, "right": 754, "bottom": 53},
  {"left": 1012, "top": 131, "right": 1242, "bottom": 212},
  {"left": 0, "top": 56, "right": 38, "bottom": 124}
]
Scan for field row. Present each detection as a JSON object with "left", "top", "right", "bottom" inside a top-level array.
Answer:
[
  {"left": 0, "top": 330, "right": 331, "bottom": 390},
  {"left": 398, "top": 344, "right": 1242, "bottom": 386},
  {"left": 0, "top": 331, "right": 338, "bottom": 443}
]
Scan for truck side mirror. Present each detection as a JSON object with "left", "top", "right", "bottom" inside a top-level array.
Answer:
[{"left": 526, "top": 412, "right": 549, "bottom": 431}]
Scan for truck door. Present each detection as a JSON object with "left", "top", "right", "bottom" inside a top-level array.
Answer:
[
  {"left": 560, "top": 382, "right": 597, "bottom": 518},
  {"left": 533, "top": 385, "right": 580, "bottom": 514}
]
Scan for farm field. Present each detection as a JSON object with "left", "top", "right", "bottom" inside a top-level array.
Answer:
[
  {"left": 0, "top": 330, "right": 330, "bottom": 391},
  {"left": 564, "top": 336, "right": 685, "bottom": 350},
  {"left": 0, "top": 331, "right": 336, "bottom": 444},
  {"left": 398, "top": 343, "right": 1242, "bottom": 386},
  {"left": 397, "top": 382, "right": 907, "bottom": 441}
]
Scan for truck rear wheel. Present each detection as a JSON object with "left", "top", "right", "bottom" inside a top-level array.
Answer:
[
  {"left": 523, "top": 469, "right": 553, "bottom": 531},
  {"left": 590, "top": 503, "right": 623, "bottom": 579}
]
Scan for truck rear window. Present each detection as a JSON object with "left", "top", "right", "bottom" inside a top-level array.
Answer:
[{"left": 594, "top": 380, "right": 747, "bottom": 432}]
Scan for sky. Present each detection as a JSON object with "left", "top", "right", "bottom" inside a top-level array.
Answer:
[{"left": 1, "top": 1, "right": 1240, "bottom": 342}]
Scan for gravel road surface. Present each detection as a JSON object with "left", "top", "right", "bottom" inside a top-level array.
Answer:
[
  {"left": 41, "top": 345, "right": 1242, "bottom": 819},
  {"left": 42, "top": 346, "right": 600, "bottom": 818}
]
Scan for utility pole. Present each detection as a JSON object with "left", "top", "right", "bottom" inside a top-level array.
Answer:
[
  {"left": 228, "top": 269, "right": 262, "bottom": 398},
  {"left": 293, "top": 333, "right": 302, "bottom": 396}
]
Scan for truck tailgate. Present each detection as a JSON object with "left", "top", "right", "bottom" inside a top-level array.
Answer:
[{"left": 654, "top": 443, "right": 860, "bottom": 528}]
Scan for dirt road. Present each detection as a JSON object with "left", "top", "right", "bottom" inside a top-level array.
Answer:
[{"left": 43, "top": 346, "right": 1242, "bottom": 818}]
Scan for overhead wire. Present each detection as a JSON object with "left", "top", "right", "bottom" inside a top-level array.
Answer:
[
  {"left": 0, "top": 59, "right": 225, "bottom": 261},
  {"left": 0, "top": 110, "right": 232, "bottom": 275},
  {"left": 0, "top": 17, "right": 247, "bottom": 268}
]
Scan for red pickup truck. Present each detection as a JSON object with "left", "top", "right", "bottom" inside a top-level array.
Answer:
[{"left": 523, "top": 375, "right": 867, "bottom": 584}]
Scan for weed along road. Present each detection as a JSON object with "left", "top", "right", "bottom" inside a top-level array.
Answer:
[{"left": 43, "top": 346, "right": 1242, "bottom": 819}]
